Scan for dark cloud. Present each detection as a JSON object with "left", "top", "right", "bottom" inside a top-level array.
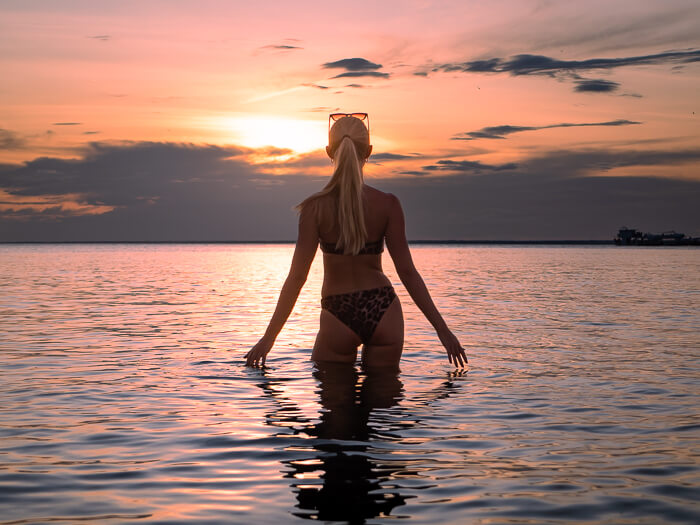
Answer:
[
  {"left": 330, "top": 71, "right": 389, "bottom": 79},
  {"left": 0, "top": 129, "right": 25, "bottom": 150},
  {"left": 52, "top": 122, "right": 82, "bottom": 126},
  {"left": 83, "top": 131, "right": 100, "bottom": 135},
  {"left": 436, "top": 49, "right": 700, "bottom": 76},
  {"left": 453, "top": 119, "right": 641, "bottom": 140},
  {"left": 345, "top": 84, "right": 365, "bottom": 88},
  {"left": 323, "top": 58, "right": 382, "bottom": 71},
  {"left": 574, "top": 79, "right": 620, "bottom": 92},
  {"left": 0, "top": 142, "right": 243, "bottom": 205},
  {"left": 375, "top": 167, "right": 700, "bottom": 241},
  {"left": 323, "top": 57, "right": 390, "bottom": 79},
  {"left": 302, "top": 83, "right": 329, "bottom": 90},
  {"left": 452, "top": 58, "right": 501, "bottom": 73},
  {"left": 87, "top": 35, "right": 110, "bottom": 41},
  {"left": 1, "top": 142, "right": 698, "bottom": 241},
  {"left": 430, "top": 48, "right": 700, "bottom": 93},
  {"left": 0, "top": 142, "right": 322, "bottom": 241},
  {"left": 376, "top": 148, "right": 700, "bottom": 239}
]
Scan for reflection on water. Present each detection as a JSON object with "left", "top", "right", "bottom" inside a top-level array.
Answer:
[
  {"left": 262, "top": 363, "right": 409, "bottom": 520},
  {"left": 0, "top": 244, "right": 699, "bottom": 524},
  {"left": 254, "top": 362, "right": 464, "bottom": 522}
]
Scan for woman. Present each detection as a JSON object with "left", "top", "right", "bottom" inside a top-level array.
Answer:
[{"left": 245, "top": 113, "right": 467, "bottom": 369}]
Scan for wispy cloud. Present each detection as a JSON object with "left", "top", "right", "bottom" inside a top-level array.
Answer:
[
  {"left": 253, "top": 40, "right": 304, "bottom": 57},
  {"left": 331, "top": 71, "right": 389, "bottom": 79},
  {"left": 372, "top": 152, "right": 422, "bottom": 161},
  {"left": 244, "top": 85, "right": 305, "bottom": 103},
  {"left": 246, "top": 77, "right": 332, "bottom": 104},
  {"left": 52, "top": 122, "right": 82, "bottom": 126},
  {"left": 304, "top": 106, "right": 341, "bottom": 113},
  {"left": 262, "top": 44, "right": 302, "bottom": 50},
  {"left": 453, "top": 119, "right": 641, "bottom": 140},
  {"left": 302, "top": 83, "right": 329, "bottom": 90},
  {"left": 422, "top": 159, "right": 518, "bottom": 172},
  {"left": 512, "top": 5, "right": 700, "bottom": 56},
  {"left": 258, "top": 44, "right": 303, "bottom": 52},
  {"left": 87, "top": 35, "right": 110, "bottom": 41},
  {"left": 0, "top": 129, "right": 25, "bottom": 150},
  {"left": 0, "top": 189, "right": 115, "bottom": 220}
]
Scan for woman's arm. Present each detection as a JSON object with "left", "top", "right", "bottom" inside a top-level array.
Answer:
[
  {"left": 245, "top": 205, "right": 319, "bottom": 367},
  {"left": 385, "top": 195, "right": 468, "bottom": 367}
]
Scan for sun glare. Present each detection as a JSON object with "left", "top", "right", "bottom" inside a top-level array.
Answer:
[{"left": 222, "top": 116, "right": 327, "bottom": 155}]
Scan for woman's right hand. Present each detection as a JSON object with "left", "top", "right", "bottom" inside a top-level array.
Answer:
[
  {"left": 245, "top": 336, "right": 273, "bottom": 367},
  {"left": 438, "top": 329, "right": 468, "bottom": 367}
]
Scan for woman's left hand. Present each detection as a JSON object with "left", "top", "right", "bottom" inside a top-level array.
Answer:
[
  {"left": 437, "top": 329, "right": 468, "bottom": 368},
  {"left": 245, "top": 336, "right": 273, "bottom": 367}
]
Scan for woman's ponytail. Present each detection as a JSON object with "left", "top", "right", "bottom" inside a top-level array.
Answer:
[
  {"left": 296, "top": 116, "right": 370, "bottom": 255},
  {"left": 332, "top": 136, "right": 367, "bottom": 254}
]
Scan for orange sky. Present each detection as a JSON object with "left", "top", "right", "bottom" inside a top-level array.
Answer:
[{"left": 1, "top": 0, "right": 699, "bottom": 240}]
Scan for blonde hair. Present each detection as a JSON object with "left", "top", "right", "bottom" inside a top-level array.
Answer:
[{"left": 297, "top": 116, "right": 370, "bottom": 255}]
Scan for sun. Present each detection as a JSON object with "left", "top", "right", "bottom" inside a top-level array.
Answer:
[{"left": 222, "top": 115, "right": 327, "bottom": 155}]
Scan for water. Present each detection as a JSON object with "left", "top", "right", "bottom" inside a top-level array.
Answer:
[{"left": 1, "top": 244, "right": 699, "bottom": 524}]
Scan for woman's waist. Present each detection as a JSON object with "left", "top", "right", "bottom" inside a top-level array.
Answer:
[{"left": 321, "top": 271, "right": 392, "bottom": 298}]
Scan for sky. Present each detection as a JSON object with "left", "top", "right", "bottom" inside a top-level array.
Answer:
[{"left": 1, "top": 0, "right": 699, "bottom": 241}]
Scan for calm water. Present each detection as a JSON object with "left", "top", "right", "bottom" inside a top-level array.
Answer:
[{"left": 1, "top": 244, "right": 699, "bottom": 525}]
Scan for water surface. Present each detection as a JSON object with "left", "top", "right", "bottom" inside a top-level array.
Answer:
[{"left": 1, "top": 244, "right": 699, "bottom": 524}]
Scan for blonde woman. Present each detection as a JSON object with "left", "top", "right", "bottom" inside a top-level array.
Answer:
[{"left": 246, "top": 113, "right": 467, "bottom": 369}]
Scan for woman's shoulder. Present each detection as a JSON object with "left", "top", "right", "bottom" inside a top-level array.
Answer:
[
  {"left": 364, "top": 184, "right": 400, "bottom": 205},
  {"left": 299, "top": 191, "right": 331, "bottom": 213}
]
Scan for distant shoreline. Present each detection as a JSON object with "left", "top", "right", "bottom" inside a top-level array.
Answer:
[{"left": 2, "top": 239, "right": 619, "bottom": 245}]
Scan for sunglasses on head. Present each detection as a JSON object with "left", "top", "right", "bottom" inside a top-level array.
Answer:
[{"left": 328, "top": 112, "right": 370, "bottom": 140}]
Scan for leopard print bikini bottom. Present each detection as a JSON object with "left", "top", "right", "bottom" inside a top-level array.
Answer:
[{"left": 321, "top": 286, "right": 397, "bottom": 344}]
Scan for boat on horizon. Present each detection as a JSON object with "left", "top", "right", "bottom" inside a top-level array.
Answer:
[{"left": 614, "top": 227, "right": 700, "bottom": 246}]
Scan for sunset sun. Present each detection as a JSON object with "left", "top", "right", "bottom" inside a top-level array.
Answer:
[{"left": 222, "top": 115, "right": 327, "bottom": 155}]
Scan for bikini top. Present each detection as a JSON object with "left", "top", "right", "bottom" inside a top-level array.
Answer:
[{"left": 319, "top": 238, "right": 384, "bottom": 255}]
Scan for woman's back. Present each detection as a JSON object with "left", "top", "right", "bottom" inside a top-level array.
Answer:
[
  {"left": 244, "top": 112, "right": 467, "bottom": 369},
  {"left": 314, "top": 185, "right": 395, "bottom": 297}
]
